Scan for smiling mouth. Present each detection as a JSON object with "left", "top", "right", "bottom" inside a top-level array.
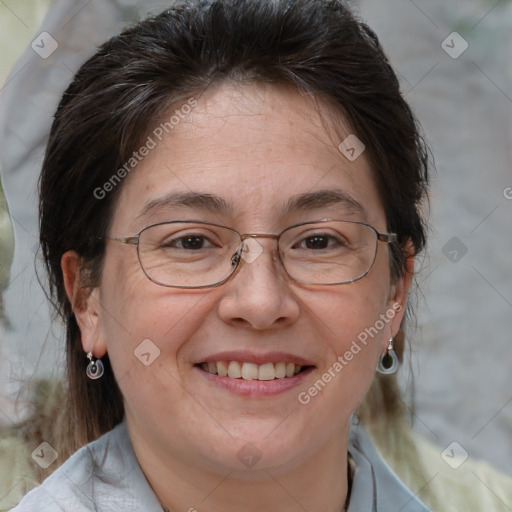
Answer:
[{"left": 196, "top": 361, "right": 312, "bottom": 381}]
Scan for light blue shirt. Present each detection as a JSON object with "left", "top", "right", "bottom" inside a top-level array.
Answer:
[{"left": 9, "top": 418, "right": 433, "bottom": 511}]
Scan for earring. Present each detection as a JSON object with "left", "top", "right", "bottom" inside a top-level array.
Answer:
[
  {"left": 86, "top": 352, "right": 104, "bottom": 380},
  {"left": 376, "top": 338, "right": 399, "bottom": 375}
]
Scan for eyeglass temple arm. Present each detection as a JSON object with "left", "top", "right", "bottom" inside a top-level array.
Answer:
[
  {"left": 102, "top": 236, "right": 139, "bottom": 245},
  {"left": 377, "top": 233, "right": 397, "bottom": 243}
]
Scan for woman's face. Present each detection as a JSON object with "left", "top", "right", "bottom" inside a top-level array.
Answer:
[{"left": 73, "top": 83, "right": 408, "bottom": 475}]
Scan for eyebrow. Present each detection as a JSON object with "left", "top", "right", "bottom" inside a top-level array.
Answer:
[
  {"left": 137, "top": 191, "right": 232, "bottom": 219},
  {"left": 281, "top": 189, "right": 367, "bottom": 220},
  {"left": 137, "top": 188, "right": 366, "bottom": 221}
]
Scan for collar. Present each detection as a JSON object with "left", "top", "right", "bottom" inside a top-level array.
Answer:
[
  {"left": 76, "top": 418, "right": 433, "bottom": 512},
  {"left": 347, "top": 417, "right": 433, "bottom": 512}
]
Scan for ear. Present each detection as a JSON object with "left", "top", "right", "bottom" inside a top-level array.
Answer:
[
  {"left": 61, "top": 250, "right": 107, "bottom": 358},
  {"left": 385, "top": 239, "right": 415, "bottom": 339}
]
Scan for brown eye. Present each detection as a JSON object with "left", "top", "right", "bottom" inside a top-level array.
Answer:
[
  {"left": 296, "top": 234, "right": 345, "bottom": 250},
  {"left": 306, "top": 236, "right": 330, "bottom": 249},
  {"left": 173, "top": 235, "right": 208, "bottom": 250}
]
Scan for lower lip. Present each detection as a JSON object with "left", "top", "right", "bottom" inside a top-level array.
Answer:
[{"left": 194, "top": 366, "right": 315, "bottom": 397}]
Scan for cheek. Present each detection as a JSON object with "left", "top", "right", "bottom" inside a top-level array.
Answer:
[
  {"left": 315, "top": 275, "right": 391, "bottom": 353},
  {"left": 97, "top": 251, "right": 211, "bottom": 381},
  {"left": 98, "top": 278, "right": 219, "bottom": 426},
  {"left": 293, "top": 294, "right": 385, "bottom": 431},
  {"left": 300, "top": 267, "right": 393, "bottom": 408}
]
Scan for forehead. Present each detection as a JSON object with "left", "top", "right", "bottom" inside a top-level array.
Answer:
[{"left": 110, "top": 82, "right": 385, "bottom": 233}]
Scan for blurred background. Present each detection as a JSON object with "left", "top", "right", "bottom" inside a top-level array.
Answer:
[{"left": 0, "top": 0, "right": 511, "bottom": 486}]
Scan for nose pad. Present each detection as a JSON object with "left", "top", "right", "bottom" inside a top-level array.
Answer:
[
  {"left": 230, "top": 238, "right": 265, "bottom": 267},
  {"left": 240, "top": 238, "right": 264, "bottom": 264}
]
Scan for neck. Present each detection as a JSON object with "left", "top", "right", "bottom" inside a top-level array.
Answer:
[{"left": 129, "top": 423, "right": 350, "bottom": 512}]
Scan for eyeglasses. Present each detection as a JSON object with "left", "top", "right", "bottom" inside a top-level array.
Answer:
[{"left": 103, "top": 219, "right": 397, "bottom": 288}]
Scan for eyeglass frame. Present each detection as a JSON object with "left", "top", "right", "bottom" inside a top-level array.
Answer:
[{"left": 101, "top": 219, "right": 397, "bottom": 289}]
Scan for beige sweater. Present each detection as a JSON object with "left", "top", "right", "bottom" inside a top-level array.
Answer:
[{"left": 365, "top": 419, "right": 512, "bottom": 511}]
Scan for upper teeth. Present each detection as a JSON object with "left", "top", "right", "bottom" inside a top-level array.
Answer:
[{"left": 200, "top": 361, "right": 303, "bottom": 380}]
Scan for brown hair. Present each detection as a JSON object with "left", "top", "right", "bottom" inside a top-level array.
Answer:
[{"left": 38, "top": 0, "right": 429, "bottom": 462}]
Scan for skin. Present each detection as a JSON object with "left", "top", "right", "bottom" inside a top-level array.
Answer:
[{"left": 62, "top": 82, "right": 412, "bottom": 512}]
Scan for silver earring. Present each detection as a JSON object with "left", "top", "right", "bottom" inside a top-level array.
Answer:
[
  {"left": 86, "top": 352, "right": 104, "bottom": 380},
  {"left": 376, "top": 338, "right": 399, "bottom": 375}
]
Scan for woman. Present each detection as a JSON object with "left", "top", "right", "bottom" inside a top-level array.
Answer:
[{"left": 10, "top": 0, "right": 434, "bottom": 510}]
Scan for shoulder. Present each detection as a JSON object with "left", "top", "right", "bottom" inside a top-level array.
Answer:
[
  {"left": 7, "top": 421, "right": 159, "bottom": 512},
  {"left": 413, "top": 432, "right": 512, "bottom": 510},
  {"left": 366, "top": 417, "right": 512, "bottom": 512},
  {"left": 348, "top": 420, "right": 434, "bottom": 511}
]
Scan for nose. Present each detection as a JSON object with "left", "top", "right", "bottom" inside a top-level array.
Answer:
[{"left": 217, "top": 238, "right": 301, "bottom": 330}]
